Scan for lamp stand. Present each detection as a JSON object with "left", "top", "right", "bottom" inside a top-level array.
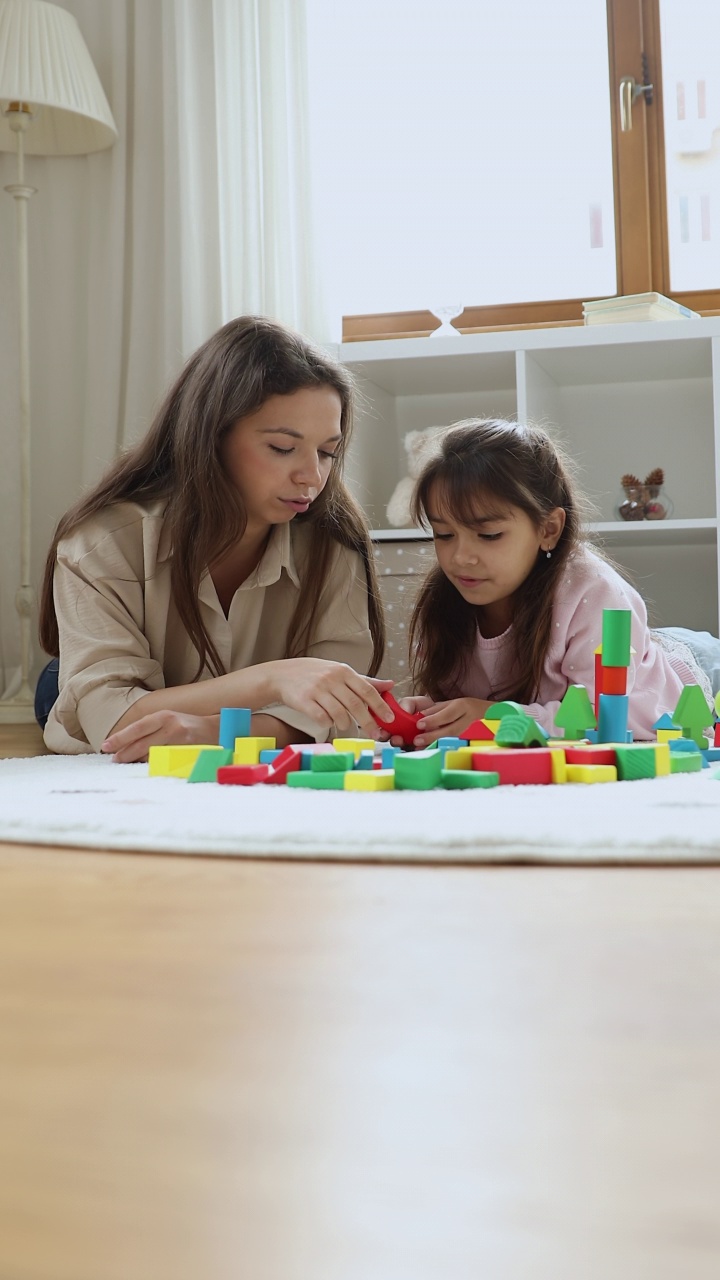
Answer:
[{"left": 0, "top": 105, "right": 37, "bottom": 723}]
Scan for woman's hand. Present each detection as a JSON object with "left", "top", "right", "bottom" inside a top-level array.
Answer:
[
  {"left": 102, "top": 711, "right": 220, "bottom": 764},
  {"left": 269, "top": 659, "right": 395, "bottom": 736},
  {"left": 412, "top": 697, "right": 493, "bottom": 749}
]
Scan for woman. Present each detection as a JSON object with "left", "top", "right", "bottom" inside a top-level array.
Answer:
[{"left": 38, "top": 315, "right": 392, "bottom": 760}]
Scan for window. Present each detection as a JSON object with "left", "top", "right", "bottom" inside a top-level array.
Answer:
[{"left": 305, "top": 0, "right": 720, "bottom": 339}]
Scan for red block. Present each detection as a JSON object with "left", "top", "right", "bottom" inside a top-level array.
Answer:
[
  {"left": 598, "top": 665, "right": 628, "bottom": 696},
  {"left": 370, "top": 691, "right": 422, "bottom": 747},
  {"left": 564, "top": 746, "right": 618, "bottom": 766},
  {"left": 472, "top": 748, "right": 553, "bottom": 785},
  {"left": 714, "top": 723, "right": 720, "bottom": 747},
  {"left": 217, "top": 763, "right": 271, "bottom": 786},
  {"left": 460, "top": 718, "right": 495, "bottom": 740},
  {"left": 265, "top": 745, "right": 302, "bottom": 784}
]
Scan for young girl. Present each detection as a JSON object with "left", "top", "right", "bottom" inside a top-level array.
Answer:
[
  {"left": 38, "top": 315, "right": 395, "bottom": 759},
  {"left": 392, "top": 417, "right": 712, "bottom": 747}
]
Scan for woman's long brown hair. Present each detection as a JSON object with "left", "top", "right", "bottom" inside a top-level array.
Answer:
[
  {"left": 409, "top": 418, "right": 589, "bottom": 703},
  {"left": 39, "top": 316, "right": 385, "bottom": 677}
]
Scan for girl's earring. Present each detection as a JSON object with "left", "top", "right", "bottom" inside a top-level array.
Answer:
[{"left": 546, "top": 549, "right": 552, "bottom": 559}]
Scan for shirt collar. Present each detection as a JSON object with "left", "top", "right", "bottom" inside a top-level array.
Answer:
[{"left": 240, "top": 521, "right": 300, "bottom": 590}]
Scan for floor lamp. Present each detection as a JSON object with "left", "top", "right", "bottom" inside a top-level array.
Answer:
[{"left": 0, "top": 0, "right": 117, "bottom": 722}]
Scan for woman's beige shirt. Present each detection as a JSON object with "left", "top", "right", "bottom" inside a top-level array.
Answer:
[{"left": 44, "top": 502, "right": 374, "bottom": 753}]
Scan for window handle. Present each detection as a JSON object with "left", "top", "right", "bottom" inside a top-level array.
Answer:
[{"left": 619, "top": 67, "right": 654, "bottom": 133}]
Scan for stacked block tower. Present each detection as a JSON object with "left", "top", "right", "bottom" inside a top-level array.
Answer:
[{"left": 596, "top": 608, "right": 632, "bottom": 743}]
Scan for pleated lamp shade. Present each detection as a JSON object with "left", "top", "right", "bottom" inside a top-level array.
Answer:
[{"left": 0, "top": 0, "right": 117, "bottom": 154}]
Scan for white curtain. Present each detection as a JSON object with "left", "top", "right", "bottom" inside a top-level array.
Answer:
[{"left": 0, "top": 0, "right": 326, "bottom": 698}]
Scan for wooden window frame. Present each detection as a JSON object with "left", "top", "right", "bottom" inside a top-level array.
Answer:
[{"left": 342, "top": 0, "right": 720, "bottom": 343}]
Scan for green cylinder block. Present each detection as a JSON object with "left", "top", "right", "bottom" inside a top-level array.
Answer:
[{"left": 601, "top": 609, "right": 631, "bottom": 667}]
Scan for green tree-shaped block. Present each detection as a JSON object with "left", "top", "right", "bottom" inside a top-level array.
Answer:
[
  {"left": 555, "top": 685, "right": 597, "bottom": 739},
  {"left": 672, "top": 685, "right": 712, "bottom": 748}
]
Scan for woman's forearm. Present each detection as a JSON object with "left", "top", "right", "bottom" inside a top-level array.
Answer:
[{"left": 109, "top": 663, "right": 281, "bottom": 735}]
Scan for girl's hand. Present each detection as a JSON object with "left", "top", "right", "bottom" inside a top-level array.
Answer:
[
  {"left": 102, "top": 711, "right": 220, "bottom": 764},
  {"left": 270, "top": 659, "right": 395, "bottom": 736},
  {"left": 412, "top": 697, "right": 493, "bottom": 749}
]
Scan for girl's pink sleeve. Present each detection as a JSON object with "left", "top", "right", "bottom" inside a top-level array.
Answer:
[{"left": 517, "top": 563, "right": 688, "bottom": 740}]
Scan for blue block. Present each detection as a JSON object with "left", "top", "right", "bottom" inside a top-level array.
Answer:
[
  {"left": 260, "top": 749, "right": 282, "bottom": 765},
  {"left": 382, "top": 744, "right": 401, "bottom": 769},
  {"left": 597, "top": 694, "right": 629, "bottom": 744},
  {"left": 670, "top": 737, "right": 703, "bottom": 752},
  {"left": 219, "top": 707, "right": 252, "bottom": 750},
  {"left": 353, "top": 749, "right": 375, "bottom": 770}
]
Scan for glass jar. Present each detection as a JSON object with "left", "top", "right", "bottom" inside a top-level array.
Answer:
[{"left": 616, "top": 485, "right": 674, "bottom": 521}]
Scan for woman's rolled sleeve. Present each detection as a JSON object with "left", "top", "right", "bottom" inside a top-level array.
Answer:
[{"left": 44, "top": 541, "right": 166, "bottom": 753}]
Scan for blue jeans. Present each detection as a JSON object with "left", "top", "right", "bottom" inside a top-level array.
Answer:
[{"left": 34, "top": 657, "right": 59, "bottom": 730}]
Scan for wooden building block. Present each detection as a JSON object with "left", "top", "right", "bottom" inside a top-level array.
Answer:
[
  {"left": 344, "top": 770, "right": 395, "bottom": 791},
  {"left": 332, "top": 738, "right": 376, "bottom": 760},
  {"left": 217, "top": 763, "right": 272, "bottom": 786},
  {"left": 394, "top": 749, "right": 443, "bottom": 791},
  {"left": 440, "top": 769, "right": 499, "bottom": 789},
  {"left": 232, "top": 736, "right": 276, "bottom": 765},
  {"left": 311, "top": 751, "right": 355, "bottom": 773},
  {"left": 472, "top": 748, "right": 553, "bottom": 785},
  {"left": 187, "top": 747, "right": 234, "bottom": 783},
  {"left": 148, "top": 744, "right": 218, "bottom": 779},
  {"left": 566, "top": 764, "right": 618, "bottom": 784},
  {"left": 286, "top": 772, "right": 346, "bottom": 790}
]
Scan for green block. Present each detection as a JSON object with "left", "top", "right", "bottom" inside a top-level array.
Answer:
[
  {"left": 187, "top": 747, "right": 234, "bottom": 782},
  {"left": 554, "top": 684, "right": 596, "bottom": 738},
  {"left": 494, "top": 713, "right": 548, "bottom": 748},
  {"left": 394, "top": 749, "right": 443, "bottom": 791},
  {"left": 670, "top": 751, "right": 703, "bottom": 774},
  {"left": 287, "top": 772, "right": 346, "bottom": 789},
  {"left": 485, "top": 701, "right": 524, "bottom": 720},
  {"left": 614, "top": 744, "right": 656, "bottom": 781},
  {"left": 311, "top": 751, "right": 355, "bottom": 773},
  {"left": 601, "top": 609, "right": 631, "bottom": 667},
  {"left": 672, "top": 685, "right": 712, "bottom": 748},
  {"left": 441, "top": 769, "right": 499, "bottom": 789}
]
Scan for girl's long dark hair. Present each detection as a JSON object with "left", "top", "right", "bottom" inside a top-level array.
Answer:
[
  {"left": 409, "top": 417, "right": 588, "bottom": 703},
  {"left": 39, "top": 315, "right": 385, "bottom": 677}
]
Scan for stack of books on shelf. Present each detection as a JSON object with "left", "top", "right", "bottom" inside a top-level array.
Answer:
[{"left": 583, "top": 292, "right": 701, "bottom": 325}]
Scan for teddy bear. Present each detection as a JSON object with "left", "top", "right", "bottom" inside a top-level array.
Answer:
[{"left": 385, "top": 425, "right": 450, "bottom": 527}]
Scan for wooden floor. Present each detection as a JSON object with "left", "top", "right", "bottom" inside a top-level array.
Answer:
[{"left": 1, "top": 726, "right": 720, "bottom": 1278}]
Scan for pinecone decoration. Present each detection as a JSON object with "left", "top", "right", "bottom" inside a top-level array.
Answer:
[
  {"left": 644, "top": 467, "right": 664, "bottom": 498},
  {"left": 621, "top": 473, "right": 642, "bottom": 496}
]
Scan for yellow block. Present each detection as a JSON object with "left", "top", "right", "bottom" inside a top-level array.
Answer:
[
  {"left": 332, "top": 738, "right": 376, "bottom": 760},
  {"left": 482, "top": 719, "right": 500, "bottom": 735},
  {"left": 566, "top": 763, "right": 617, "bottom": 784},
  {"left": 657, "top": 728, "right": 682, "bottom": 743},
  {"left": 654, "top": 742, "right": 671, "bottom": 776},
  {"left": 233, "top": 736, "right": 276, "bottom": 765},
  {"left": 468, "top": 741, "right": 501, "bottom": 751},
  {"left": 550, "top": 747, "right": 568, "bottom": 784},
  {"left": 148, "top": 744, "right": 218, "bottom": 778},
  {"left": 344, "top": 769, "right": 395, "bottom": 791},
  {"left": 444, "top": 747, "right": 474, "bottom": 770}
]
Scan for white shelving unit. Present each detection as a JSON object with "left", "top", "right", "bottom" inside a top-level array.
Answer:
[{"left": 334, "top": 318, "right": 720, "bottom": 635}]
